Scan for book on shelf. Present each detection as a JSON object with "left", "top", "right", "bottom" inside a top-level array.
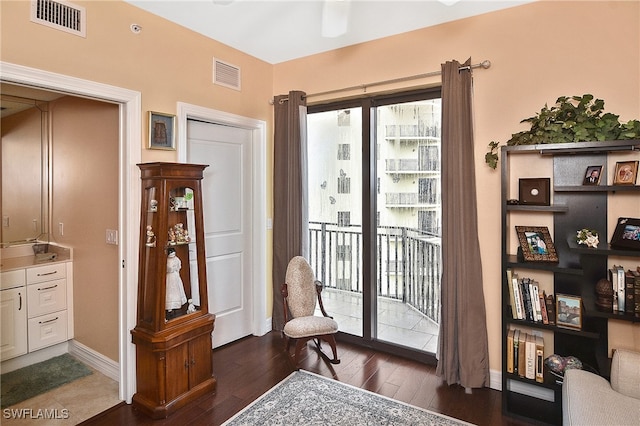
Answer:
[
  {"left": 525, "top": 333, "right": 536, "bottom": 380},
  {"left": 544, "top": 292, "right": 556, "bottom": 325},
  {"left": 506, "top": 329, "right": 515, "bottom": 374},
  {"left": 513, "top": 329, "right": 520, "bottom": 375},
  {"left": 633, "top": 268, "right": 640, "bottom": 313},
  {"left": 506, "top": 269, "right": 518, "bottom": 319},
  {"left": 535, "top": 335, "right": 544, "bottom": 383},
  {"left": 625, "top": 269, "right": 636, "bottom": 314},
  {"left": 531, "top": 281, "right": 543, "bottom": 322},
  {"left": 609, "top": 265, "right": 626, "bottom": 312},
  {"left": 617, "top": 265, "right": 625, "bottom": 312},
  {"left": 512, "top": 273, "right": 524, "bottom": 320},
  {"left": 517, "top": 330, "right": 527, "bottom": 378},
  {"left": 520, "top": 278, "right": 534, "bottom": 322},
  {"left": 539, "top": 290, "right": 549, "bottom": 324}
]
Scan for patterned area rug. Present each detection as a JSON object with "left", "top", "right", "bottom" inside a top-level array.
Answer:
[
  {"left": 223, "top": 370, "right": 474, "bottom": 425},
  {"left": 1, "top": 354, "right": 92, "bottom": 408}
]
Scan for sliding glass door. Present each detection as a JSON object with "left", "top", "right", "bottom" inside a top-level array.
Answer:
[
  {"left": 307, "top": 106, "right": 363, "bottom": 337},
  {"left": 307, "top": 89, "right": 442, "bottom": 356}
]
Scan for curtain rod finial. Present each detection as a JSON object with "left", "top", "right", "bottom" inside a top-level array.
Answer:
[{"left": 480, "top": 60, "right": 491, "bottom": 69}]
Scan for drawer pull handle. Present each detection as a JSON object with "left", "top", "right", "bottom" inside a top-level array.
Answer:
[
  {"left": 19, "top": 292, "right": 23, "bottom": 311},
  {"left": 37, "top": 271, "right": 58, "bottom": 277},
  {"left": 37, "top": 284, "right": 58, "bottom": 291},
  {"left": 39, "top": 317, "right": 59, "bottom": 324}
]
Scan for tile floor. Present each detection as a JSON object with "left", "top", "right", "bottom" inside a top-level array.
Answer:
[
  {"left": 2, "top": 362, "right": 121, "bottom": 426},
  {"left": 316, "top": 288, "right": 440, "bottom": 353}
]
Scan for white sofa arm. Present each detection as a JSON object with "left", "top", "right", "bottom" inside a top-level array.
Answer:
[
  {"left": 563, "top": 369, "right": 640, "bottom": 426},
  {"left": 611, "top": 349, "right": 640, "bottom": 400}
]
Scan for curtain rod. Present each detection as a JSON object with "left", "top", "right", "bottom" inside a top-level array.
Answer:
[{"left": 271, "top": 59, "right": 491, "bottom": 104}]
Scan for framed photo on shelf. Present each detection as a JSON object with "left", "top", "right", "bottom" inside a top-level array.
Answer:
[
  {"left": 148, "top": 111, "right": 176, "bottom": 150},
  {"left": 583, "top": 165, "right": 603, "bottom": 185},
  {"left": 610, "top": 217, "right": 640, "bottom": 250},
  {"left": 516, "top": 226, "right": 559, "bottom": 262},
  {"left": 612, "top": 160, "right": 638, "bottom": 185},
  {"left": 556, "top": 294, "right": 582, "bottom": 330},
  {"left": 518, "top": 178, "right": 550, "bottom": 206}
]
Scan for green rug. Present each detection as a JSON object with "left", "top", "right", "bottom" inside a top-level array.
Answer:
[{"left": 1, "top": 354, "right": 92, "bottom": 408}]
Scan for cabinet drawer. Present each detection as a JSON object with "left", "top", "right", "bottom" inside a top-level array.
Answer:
[
  {"left": 1, "top": 269, "right": 26, "bottom": 290},
  {"left": 28, "top": 310, "right": 68, "bottom": 351},
  {"left": 27, "top": 263, "right": 66, "bottom": 284},
  {"left": 27, "top": 278, "right": 67, "bottom": 318}
]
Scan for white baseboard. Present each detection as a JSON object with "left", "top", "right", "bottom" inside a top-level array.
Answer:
[
  {"left": 490, "top": 368, "right": 502, "bottom": 391},
  {"left": 68, "top": 340, "right": 119, "bottom": 382},
  {"left": 254, "top": 316, "right": 272, "bottom": 337}
]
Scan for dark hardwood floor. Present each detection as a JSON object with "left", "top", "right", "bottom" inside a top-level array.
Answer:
[{"left": 81, "top": 332, "right": 534, "bottom": 426}]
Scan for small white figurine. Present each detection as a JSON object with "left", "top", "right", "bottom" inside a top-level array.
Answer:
[
  {"left": 145, "top": 225, "right": 156, "bottom": 247},
  {"left": 186, "top": 299, "right": 196, "bottom": 314},
  {"left": 165, "top": 248, "right": 187, "bottom": 311}
]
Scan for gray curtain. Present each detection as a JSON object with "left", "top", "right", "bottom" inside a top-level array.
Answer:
[
  {"left": 436, "top": 59, "right": 489, "bottom": 389},
  {"left": 272, "top": 90, "right": 307, "bottom": 331}
]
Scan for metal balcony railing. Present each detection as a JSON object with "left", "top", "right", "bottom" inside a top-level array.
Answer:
[{"left": 308, "top": 222, "right": 441, "bottom": 324}]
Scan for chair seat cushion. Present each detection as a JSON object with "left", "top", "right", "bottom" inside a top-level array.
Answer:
[{"left": 283, "top": 316, "right": 338, "bottom": 339}]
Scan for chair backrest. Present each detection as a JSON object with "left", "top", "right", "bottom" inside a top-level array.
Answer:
[{"left": 285, "top": 256, "right": 317, "bottom": 318}]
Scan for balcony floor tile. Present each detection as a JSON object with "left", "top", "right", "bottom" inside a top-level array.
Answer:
[{"left": 316, "top": 288, "right": 439, "bottom": 353}]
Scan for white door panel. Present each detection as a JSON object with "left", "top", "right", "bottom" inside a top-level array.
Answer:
[{"left": 188, "top": 120, "right": 253, "bottom": 347}]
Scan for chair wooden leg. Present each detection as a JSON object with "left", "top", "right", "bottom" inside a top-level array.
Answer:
[
  {"left": 320, "top": 334, "right": 340, "bottom": 364},
  {"left": 294, "top": 338, "right": 310, "bottom": 365}
]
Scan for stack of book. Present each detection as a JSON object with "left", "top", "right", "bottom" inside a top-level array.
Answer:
[
  {"left": 507, "top": 269, "right": 555, "bottom": 324},
  {"left": 506, "top": 329, "right": 545, "bottom": 383},
  {"left": 609, "top": 265, "right": 640, "bottom": 314}
]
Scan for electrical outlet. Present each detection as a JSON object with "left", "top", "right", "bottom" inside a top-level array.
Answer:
[
  {"left": 106, "top": 229, "right": 119, "bottom": 245},
  {"left": 2, "top": 216, "right": 9, "bottom": 227}
]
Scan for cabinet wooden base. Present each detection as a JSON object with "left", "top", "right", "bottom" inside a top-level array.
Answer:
[
  {"left": 132, "top": 376, "right": 217, "bottom": 419},
  {"left": 131, "top": 313, "right": 216, "bottom": 419}
]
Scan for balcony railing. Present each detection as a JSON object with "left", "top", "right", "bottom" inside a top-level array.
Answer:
[{"left": 308, "top": 222, "right": 441, "bottom": 324}]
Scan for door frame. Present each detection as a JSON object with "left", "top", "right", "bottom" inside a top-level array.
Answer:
[
  {"left": 0, "top": 61, "right": 141, "bottom": 402},
  {"left": 177, "top": 102, "right": 269, "bottom": 338}
]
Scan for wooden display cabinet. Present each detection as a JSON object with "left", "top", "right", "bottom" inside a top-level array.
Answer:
[{"left": 131, "top": 162, "right": 216, "bottom": 419}]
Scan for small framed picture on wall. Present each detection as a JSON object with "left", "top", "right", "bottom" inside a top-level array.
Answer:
[
  {"left": 583, "top": 165, "right": 603, "bottom": 185},
  {"left": 613, "top": 160, "right": 638, "bottom": 185},
  {"left": 148, "top": 111, "right": 176, "bottom": 150}
]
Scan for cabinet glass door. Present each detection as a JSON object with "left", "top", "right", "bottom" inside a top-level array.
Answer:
[{"left": 166, "top": 186, "right": 200, "bottom": 322}]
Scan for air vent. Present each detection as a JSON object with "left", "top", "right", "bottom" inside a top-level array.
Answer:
[
  {"left": 213, "top": 58, "right": 241, "bottom": 91},
  {"left": 30, "top": 0, "right": 86, "bottom": 38}
]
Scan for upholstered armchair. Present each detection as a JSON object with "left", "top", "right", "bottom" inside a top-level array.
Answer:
[{"left": 281, "top": 256, "right": 340, "bottom": 365}]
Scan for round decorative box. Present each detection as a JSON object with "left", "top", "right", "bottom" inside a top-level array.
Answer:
[{"left": 595, "top": 278, "right": 614, "bottom": 312}]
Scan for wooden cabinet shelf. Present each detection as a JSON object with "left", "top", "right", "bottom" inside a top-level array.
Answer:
[{"left": 131, "top": 163, "right": 216, "bottom": 419}]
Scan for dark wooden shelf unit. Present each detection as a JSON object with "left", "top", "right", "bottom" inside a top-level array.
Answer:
[{"left": 500, "top": 140, "right": 640, "bottom": 425}]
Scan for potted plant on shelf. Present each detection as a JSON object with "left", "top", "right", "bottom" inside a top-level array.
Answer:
[{"left": 486, "top": 94, "right": 640, "bottom": 169}]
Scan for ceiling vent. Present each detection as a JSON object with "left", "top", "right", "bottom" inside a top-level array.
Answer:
[
  {"left": 213, "top": 58, "right": 241, "bottom": 91},
  {"left": 30, "top": 0, "right": 86, "bottom": 38}
]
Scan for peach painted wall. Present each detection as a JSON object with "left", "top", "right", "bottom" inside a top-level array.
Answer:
[
  {"left": 2, "top": 0, "right": 639, "bottom": 377},
  {"left": 1, "top": 0, "right": 275, "bottom": 359},
  {"left": 49, "top": 97, "right": 120, "bottom": 362},
  {"left": 274, "top": 1, "right": 640, "bottom": 373}
]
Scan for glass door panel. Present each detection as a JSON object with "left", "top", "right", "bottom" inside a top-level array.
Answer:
[
  {"left": 375, "top": 100, "right": 442, "bottom": 353},
  {"left": 307, "top": 107, "right": 363, "bottom": 337}
]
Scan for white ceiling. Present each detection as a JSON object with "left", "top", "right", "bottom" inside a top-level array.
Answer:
[{"left": 124, "top": 0, "right": 533, "bottom": 64}]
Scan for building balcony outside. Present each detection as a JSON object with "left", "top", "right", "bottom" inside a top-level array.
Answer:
[{"left": 308, "top": 221, "right": 441, "bottom": 352}]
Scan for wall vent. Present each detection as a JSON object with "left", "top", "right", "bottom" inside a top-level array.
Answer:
[
  {"left": 30, "top": 0, "right": 86, "bottom": 38},
  {"left": 213, "top": 58, "right": 241, "bottom": 91}
]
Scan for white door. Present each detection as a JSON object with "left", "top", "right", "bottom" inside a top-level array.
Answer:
[{"left": 187, "top": 120, "right": 253, "bottom": 348}]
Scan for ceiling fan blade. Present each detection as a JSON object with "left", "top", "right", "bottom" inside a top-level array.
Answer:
[{"left": 321, "top": 0, "right": 351, "bottom": 38}]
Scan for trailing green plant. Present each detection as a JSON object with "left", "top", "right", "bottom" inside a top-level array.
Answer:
[{"left": 485, "top": 94, "right": 640, "bottom": 169}]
